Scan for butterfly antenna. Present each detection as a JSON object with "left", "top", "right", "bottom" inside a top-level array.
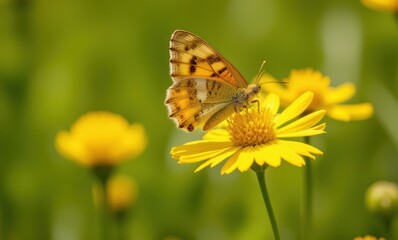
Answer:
[
  {"left": 255, "top": 60, "right": 267, "bottom": 85},
  {"left": 280, "top": 81, "right": 289, "bottom": 85},
  {"left": 258, "top": 80, "right": 289, "bottom": 86},
  {"left": 254, "top": 60, "right": 290, "bottom": 86}
]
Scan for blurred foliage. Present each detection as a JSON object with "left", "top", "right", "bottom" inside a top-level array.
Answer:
[{"left": 0, "top": 0, "right": 397, "bottom": 239}]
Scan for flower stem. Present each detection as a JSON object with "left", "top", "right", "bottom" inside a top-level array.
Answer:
[
  {"left": 92, "top": 166, "right": 113, "bottom": 240},
  {"left": 303, "top": 136, "right": 312, "bottom": 240},
  {"left": 100, "top": 178, "right": 110, "bottom": 240},
  {"left": 383, "top": 217, "right": 393, "bottom": 240},
  {"left": 115, "top": 212, "right": 128, "bottom": 240},
  {"left": 255, "top": 170, "right": 280, "bottom": 240}
]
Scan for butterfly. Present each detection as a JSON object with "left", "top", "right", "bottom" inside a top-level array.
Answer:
[{"left": 165, "top": 30, "right": 263, "bottom": 132}]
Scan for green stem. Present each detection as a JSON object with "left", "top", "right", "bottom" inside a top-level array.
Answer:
[
  {"left": 115, "top": 212, "right": 128, "bottom": 240},
  {"left": 303, "top": 136, "right": 312, "bottom": 240},
  {"left": 255, "top": 170, "right": 280, "bottom": 240},
  {"left": 92, "top": 166, "right": 114, "bottom": 240},
  {"left": 100, "top": 178, "right": 110, "bottom": 240},
  {"left": 383, "top": 217, "right": 393, "bottom": 240}
]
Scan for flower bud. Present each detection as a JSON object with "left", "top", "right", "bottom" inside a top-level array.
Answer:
[
  {"left": 107, "top": 175, "right": 138, "bottom": 214},
  {"left": 365, "top": 181, "right": 398, "bottom": 218}
]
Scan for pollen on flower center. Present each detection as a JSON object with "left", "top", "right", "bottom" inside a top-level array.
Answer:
[{"left": 227, "top": 108, "right": 276, "bottom": 147}]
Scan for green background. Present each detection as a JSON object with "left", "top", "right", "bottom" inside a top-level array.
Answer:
[{"left": 0, "top": 0, "right": 397, "bottom": 239}]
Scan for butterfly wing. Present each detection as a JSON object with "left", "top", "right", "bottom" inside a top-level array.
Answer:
[
  {"left": 169, "top": 30, "right": 247, "bottom": 88},
  {"left": 165, "top": 78, "right": 241, "bottom": 132},
  {"left": 166, "top": 30, "right": 248, "bottom": 132}
]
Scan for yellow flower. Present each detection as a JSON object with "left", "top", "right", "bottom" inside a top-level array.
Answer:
[
  {"left": 361, "top": 0, "right": 398, "bottom": 12},
  {"left": 107, "top": 175, "right": 138, "bottom": 213},
  {"left": 171, "top": 92, "right": 326, "bottom": 174},
  {"left": 56, "top": 111, "right": 147, "bottom": 167},
  {"left": 262, "top": 68, "right": 373, "bottom": 121},
  {"left": 354, "top": 235, "right": 385, "bottom": 240}
]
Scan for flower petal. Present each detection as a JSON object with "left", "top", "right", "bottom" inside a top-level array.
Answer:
[
  {"left": 277, "top": 110, "right": 326, "bottom": 135},
  {"left": 110, "top": 123, "right": 147, "bottom": 161},
  {"left": 324, "top": 82, "right": 356, "bottom": 105},
  {"left": 237, "top": 146, "right": 257, "bottom": 172},
  {"left": 178, "top": 148, "right": 232, "bottom": 163},
  {"left": 327, "top": 103, "right": 374, "bottom": 121},
  {"left": 194, "top": 146, "right": 241, "bottom": 172},
  {"left": 276, "top": 144, "right": 305, "bottom": 166},
  {"left": 56, "top": 131, "right": 89, "bottom": 165},
  {"left": 278, "top": 140, "right": 323, "bottom": 159},
  {"left": 221, "top": 150, "right": 242, "bottom": 174},
  {"left": 203, "top": 128, "right": 229, "bottom": 140},
  {"left": 262, "top": 93, "right": 280, "bottom": 116},
  {"left": 256, "top": 144, "right": 281, "bottom": 167},
  {"left": 172, "top": 140, "right": 233, "bottom": 157},
  {"left": 362, "top": 0, "right": 398, "bottom": 11},
  {"left": 277, "top": 123, "right": 326, "bottom": 138},
  {"left": 275, "top": 91, "right": 314, "bottom": 127}
]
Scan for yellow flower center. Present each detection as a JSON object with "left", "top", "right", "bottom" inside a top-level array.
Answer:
[{"left": 227, "top": 108, "right": 276, "bottom": 147}]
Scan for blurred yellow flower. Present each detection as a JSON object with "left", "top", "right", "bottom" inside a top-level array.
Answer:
[
  {"left": 56, "top": 111, "right": 147, "bottom": 167},
  {"left": 107, "top": 175, "right": 138, "bottom": 213},
  {"left": 262, "top": 69, "right": 373, "bottom": 121},
  {"left": 361, "top": 0, "right": 398, "bottom": 12},
  {"left": 172, "top": 92, "right": 325, "bottom": 174},
  {"left": 354, "top": 235, "right": 385, "bottom": 240}
]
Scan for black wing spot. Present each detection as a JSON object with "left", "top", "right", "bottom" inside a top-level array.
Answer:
[
  {"left": 187, "top": 124, "right": 194, "bottom": 132},
  {"left": 190, "top": 56, "right": 197, "bottom": 65},
  {"left": 190, "top": 41, "right": 199, "bottom": 50},
  {"left": 218, "top": 67, "right": 227, "bottom": 74},
  {"left": 184, "top": 41, "right": 199, "bottom": 51},
  {"left": 208, "top": 55, "right": 221, "bottom": 64},
  {"left": 189, "top": 65, "right": 196, "bottom": 74}
]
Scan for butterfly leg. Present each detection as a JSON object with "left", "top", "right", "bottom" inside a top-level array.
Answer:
[
  {"left": 251, "top": 99, "right": 260, "bottom": 113},
  {"left": 234, "top": 105, "right": 249, "bottom": 113}
]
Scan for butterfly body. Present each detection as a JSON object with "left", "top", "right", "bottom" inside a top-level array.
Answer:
[{"left": 165, "top": 30, "right": 261, "bottom": 132}]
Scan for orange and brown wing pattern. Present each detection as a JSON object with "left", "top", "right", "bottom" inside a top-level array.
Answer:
[
  {"left": 169, "top": 30, "right": 247, "bottom": 88},
  {"left": 165, "top": 78, "right": 239, "bottom": 132}
]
